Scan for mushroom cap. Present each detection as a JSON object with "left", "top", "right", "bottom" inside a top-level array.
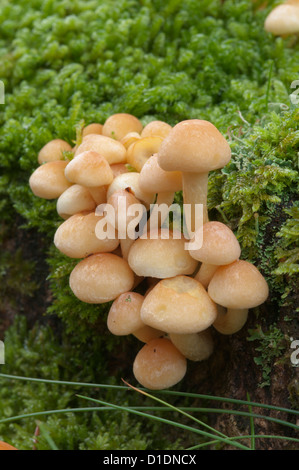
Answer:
[
  {"left": 128, "top": 229, "right": 198, "bottom": 279},
  {"left": 82, "top": 123, "right": 103, "bottom": 137},
  {"left": 169, "top": 330, "right": 214, "bottom": 362},
  {"left": 107, "top": 292, "right": 145, "bottom": 335},
  {"left": 54, "top": 211, "right": 119, "bottom": 258},
  {"left": 102, "top": 113, "right": 143, "bottom": 141},
  {"left": 189, "top": 221, "right": 241, "bottom": 265},
  {"left": 133, "top": 337, "right": 187, "bottom": 390},
  {"left": 0, "top": 440, "right": 17, "bottom": 450},
  {"left": 69, "top": 253, "right": 135, "bottom": 303},
  {"left": 38, "top": 139, "right": 72, "bottom": 164},
  {"left": 120, "top": 132, "right": 141, "bottom": 149},
  {"left": 29, "top": 161, "right": 72, "bottom": 199},
  {"left": 208, "top": 260, "right": 269, "bottom": 310},
  {"left": 74, "top": 134, "right": 126, "bottom": 164},
  {"left": 56, "top": 184, "right": 96, "bottom": 219},
  {"left": 107, "top": 172, "right": 155, "bottom": 208},
  {"left": 139, "top": 154, "right": 182, "bottom": 194},
  {"left": 141, "top": 120, "right": 172, "bottom": 139},
  {"left": 157, "top": 119, "right": 231, "bottom": 173},
  {"left": 141, "top": 275, "right": 218, "bottom": 334},
  {"left": 64, "top": 151, "right": 114, "bottom": 187},
  {"left": 126, "top": 135, "right": 164, "bottom": 172},
  {"left": 264, "top": 2, "right": 299, "bottom": 35}
]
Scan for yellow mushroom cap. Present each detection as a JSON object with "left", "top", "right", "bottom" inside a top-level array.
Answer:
[
  {"left": 29, "top": 161, "right": 72, "bottom": 199},
  {"left": 208, "top": 260, "right": 269, "bottom": 310},
  {"left": 74, "top": 134, "right": 126, "bottom": 164},
  {"left": 169, "top": 330, "right": 214, "bottom": 362},
  {"left": 189, "top": 221, "right": 241, "bottom": 265},
  {"left": 126, "top": 135, "right": 164, "bottom": 172},
  {"left": 133, "top": 337, "right": 187, "bottom": 390},
  {"left": 56, "top": 184, "right": 96, "bottom": 219},
  {"left": 158, "top": 119, "right": 231, "bottom": 173},
  {"left": 141, "top": 275, "right": 218, "bottom": 334},
  {"left": 128, "top": 229, "right": 198, "bottom": 279},
  {"left": 264, "top": 1, "right": 299, "bottom": 35},
  {"left": 141, "top": 120, "right": 172, "bottom": 139},
  {"left": 38, "top": 139, "right": 72, "bottom": 164},
  {"left": 82, "top": 123, "right": 103, "bottom": 137},
  {"left": 107, "top": 292, "right": 145, "bottom": 335},
  {"left": 102, "top": 113, "right": 143, "bottom": 141},
  {"left": 54, "top": 211, "right": 119, "bottom": 259},
  {"left": 138, "top": 153, "right": 182, "bottom": 193},
  {"left": 64, "top": 151, "right": 114, "bottom": 187},
  {"left": 69, "top": 253, "right": 135, "bottom": 303}
]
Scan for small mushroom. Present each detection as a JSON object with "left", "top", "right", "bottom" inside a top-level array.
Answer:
[
  {"left": 38, "top": 139, "right": 72, "bottom": 164},
  {"left": 106, "top": 172, "right": 155, "bottom": 209},
  {"left": 126, "top": 135, "right": 164, "bottom": 172},
  {"left": 54, "top": 211, "right": 119, "bottom": 258},
  {"left": 64, "top": 151, "right": 114, "bottom": 187},
  {"left": 140, "top": 275, "right": 217, "bottom": 334},
  {"left": 157, "top": 120, "right": 231, "bottom": 234},
  {"left": 120, "top": 132, "right": 141, "bottom": 149},
  {"left": 107, "top": 292, "right": 163, "bottom": 342},
  {"left": 127, "top": 229, "right": 198, "bottom": 279},
  {"left": 82, "top": 123, "right": 103, "bottom": 137},
  {"left": 56, "top": 184, "right": 96, "bottom": 219},
  {"left": 74, "top": 134, "right": 126, "bottom": 164},
  {"left": 264, "top": 0, "right": 299, "bottom": 36},
  {"left": 208, "top": 260, "right": 269, "bottom": 335},
  {"left": 138, "top": 153, "right": 182, "bottom": 231},
  {"left": 190, "top": 221, "right": 241, "bottom": 288},
  {"left": 29, "top": 161, "right": 72, "bottom": 199},
  {"left": 169, "top": 329, "right": 214, "bottom": 362},
  {"left": 102, "top": 113, "right": 143, "bottom": 141},
  {"left": 133, "top": 337, "right": 187, "bottom": 390},
  {"left": 0, "top": 440, "right": 17, "bottom": 450},
  {"left": 141, "top": 120, "right": 172, "bottom": 139},
  {"left": 69, "top": 253, "right": 135, "bottom": 303}
]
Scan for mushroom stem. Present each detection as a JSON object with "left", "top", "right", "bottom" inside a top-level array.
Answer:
[
  {"left": 182, "top": 172, "right": 209, "bottom": 236},
  {"left": 194, "top": 263, "right": 218, "bottom": 288},
  {"left": 146, "top": 191, "right": 175, "bottom": 233},
  {"left": 213, "top": 307, "right": 249, "bottom": 335}
]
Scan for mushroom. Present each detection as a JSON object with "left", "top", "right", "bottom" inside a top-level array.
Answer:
[
  {"left": 169, "top": 329, "right": 214, "bottom": 362},
  {"left": 132, "top": 337, "right": 187, "bottom": 390},
  {"left": 264, "top": 0, "right": 299, "bottom": 36},
  {"left": 120, "top": 132, "right": 141, "bottom": 149},
  {"left": 138, "top": 153, "right": 182, "bottom": 231},
  {"left": 107, "top": 292, "right": 163, "bottom": 342},
  {"left": 74, "top": 134, "right": 126, "bottom": 164},
  {"left": 0, "top": 441, "right": 17, "bottom": 450},
  {"left": 141, "top": 120, "right": 172, "bottom": 139},
  {"left": 190, "top": 221, "right": 241, "bottom": 288},
  {"left": 105, "top": 189, "right": 146, "bottom": 260},
  {"left": 106, "top": 172, "right": 155, "bottom": 210},
  {"left": 69, "top": 253, "right": 135, "bottom": 303},
  {"left": 64, "top": 150, "right": 114, "bottom": 187},
  {"left": 29, "top": 161, "right": 72, "bottom": 199},
  {"left": 38, "top": 139, "right": 72, "bottom": 164},
  {"left": 102, "top": 113, "right": 143, "bottom": 141},
  {"left": 127, "top": 229, "right": 198, "bottom": 279},
  {"left": 208, "top": 260, "right": 269, "bottom": 335},
  {"left": 126, "top": 135, "right": 164, "bottom": 172},
  {"left": 54, "top": 211, "right": 119, "bottom": 258},
  {"left": 56, "top": 184, "right": 96, "bottom": 219},
  {"left": 140, "top": 275, "right": 217, "bottom": 334},
  {"left": 157, "top": 119, "right": 231, "bottom": 235},
  {"left": 82, "top": 123, "right": 103, "bottom": 137}
]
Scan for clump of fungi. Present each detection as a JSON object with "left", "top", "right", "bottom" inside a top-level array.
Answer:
[{"left": 29, "top": 113, "right": 269, "bottom": 390}]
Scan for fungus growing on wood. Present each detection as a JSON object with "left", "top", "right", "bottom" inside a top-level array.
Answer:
[
  {"left": 133, "top": 337, "right": 187, "bottom": 390},
  {"left": 208, "top": 260, "right": 269, "bottom": 334}
]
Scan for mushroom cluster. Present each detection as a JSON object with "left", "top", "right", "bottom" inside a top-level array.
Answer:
[{"left": 29, "top": 114, "right": 269, "bottom": 390}]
